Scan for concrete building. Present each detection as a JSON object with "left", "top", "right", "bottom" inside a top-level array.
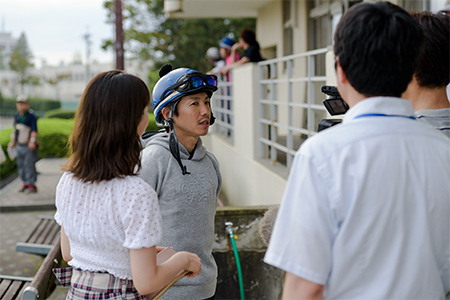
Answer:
[{"left": 165, "top": 0, "right": 444, "bottom": 207}]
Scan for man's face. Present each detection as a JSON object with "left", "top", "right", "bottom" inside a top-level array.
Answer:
[
  {"left": 173, "top": 92, "right": 211, "bottom": 139},
  {"left": 16, "top": 102, "right": 29, "bottom": 114}
]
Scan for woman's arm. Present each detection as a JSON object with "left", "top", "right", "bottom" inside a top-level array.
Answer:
[
  {"left": 60, "top": 227, "right": 72, "bottom": 262},
  {"left": 220, "top": 56, "right": 250, "bottom": 75},
  {"left": 130, "top": 246, "right": 201, "bottom": 296}
]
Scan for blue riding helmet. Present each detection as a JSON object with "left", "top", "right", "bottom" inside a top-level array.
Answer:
[{"left": 152, "top": 65, "right": 218, "bottom": 125}]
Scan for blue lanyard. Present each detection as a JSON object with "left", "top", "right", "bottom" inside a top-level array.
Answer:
[{"left": 353, "top": 113, "right": 416, "bottom": 120}]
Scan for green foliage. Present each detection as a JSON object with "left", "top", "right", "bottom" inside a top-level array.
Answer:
[
  {"left": 9, "top": 32, "right": 35, "bottom": 93},
  {"left": 38, "top": 133, "right": 71, "bottom": 158},
  {"left": 37, "top": 118, "right": 75, "bottom": 139},
  {"left": 102, "top": 0, "right": 256, "bottom": 73},
  {"left": 147, "top": 113, "right": 162, "bottom": 132},
  {"left": 9, "top": 33, "right": 34, "bottom": 75},
  {"left": 147, "top": 69, "right": 160, "bottom": 97},
  {"left": 44, "top": 109, "right": 77, "bottom": 119},
  {"left": 0, "top": 129, "right": 16, "bottom": 179}
]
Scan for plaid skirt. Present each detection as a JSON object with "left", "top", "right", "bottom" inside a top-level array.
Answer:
[{"left": 53, "top": 267, "right": 146, "bottom": 300}]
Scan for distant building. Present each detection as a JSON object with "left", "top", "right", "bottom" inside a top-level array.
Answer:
[{"left": 0, "top": 59, "right": 153, "bottom": 108}]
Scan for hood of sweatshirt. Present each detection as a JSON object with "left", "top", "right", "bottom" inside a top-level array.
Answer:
[{"left": 142, "top": 131, "right": 207, "bottom": 162}]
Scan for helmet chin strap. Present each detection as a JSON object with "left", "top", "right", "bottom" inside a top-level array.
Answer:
[{"left": 166, "top": 108, "right": 191, "bottom": 175}]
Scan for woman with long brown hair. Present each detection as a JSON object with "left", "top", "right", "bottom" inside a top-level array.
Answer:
[{"left": 54, "top": 70, "right": 201, "bottom": 299}]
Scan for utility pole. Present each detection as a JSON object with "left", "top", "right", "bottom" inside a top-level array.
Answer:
[
  {"left": 115, "top": 0, "right": 124, "bottom": 70},
  {"left": 82, "top": 28, "right": 92, "bottom": 84}
]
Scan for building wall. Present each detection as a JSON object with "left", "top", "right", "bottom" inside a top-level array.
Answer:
[
  {"left": 257, "top": 1, "right": 282, "bottom": 59},
  {"left": 204, "top": 64, "right": 287, "bottom": 206}
]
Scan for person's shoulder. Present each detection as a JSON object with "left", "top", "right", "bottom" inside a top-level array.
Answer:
[
  {"left": 122, "top": 176, "right": 158, "bottom": 195},
  {"left": 142, "top": 132, "right": 170, "bottom": 155}
]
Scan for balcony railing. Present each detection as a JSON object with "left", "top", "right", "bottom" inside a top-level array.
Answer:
[
  {"left": 257, "top": 48, "right": 328, "bottom": 169},
  {"left": 211, "top": 47, "right": 330, "bottom": 173},
  {"left": 212, "top": 75, "right": 234, "bottom": 142}
]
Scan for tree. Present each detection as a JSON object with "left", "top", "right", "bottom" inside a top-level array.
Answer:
[
  {"left": 102, "top": 0, "right": 255, "bottom": 76},
  {"left": 9, "top": 32, "right": 34, "bottom": 93},
  {"left": 0, "top": 49, "right": 5, "bottom": 70}
]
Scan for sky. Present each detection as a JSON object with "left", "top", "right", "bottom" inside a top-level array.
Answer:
[{"left": 2, "top": 0, "right": 114, "bottom": 68}]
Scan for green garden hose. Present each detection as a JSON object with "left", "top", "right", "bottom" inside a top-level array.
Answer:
[{"left": 225, "top": 222, "right": 245, "bottom": 300}]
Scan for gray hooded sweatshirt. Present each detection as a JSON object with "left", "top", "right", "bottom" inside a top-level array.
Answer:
[{"left": 139, "top": 132, "right": 222, "bottom": 299}]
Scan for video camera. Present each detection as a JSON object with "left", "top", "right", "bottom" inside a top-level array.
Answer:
[{"left": 317, "top": 85, "right": 349, "bottom": 132}]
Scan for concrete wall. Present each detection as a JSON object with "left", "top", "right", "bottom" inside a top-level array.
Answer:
[
  {"left": 213, "top": 206, "right": 284, "bottom": 299},
  {"left": 204, "top": 64, "right": 287, "bottom": 207},
  {"left": 257, "top": 1, "right": 282, "bottom": 58}
]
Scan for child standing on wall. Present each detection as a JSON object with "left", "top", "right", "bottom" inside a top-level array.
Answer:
[{"left": 53, "top": 70, "right": 201, "bottom": 299}]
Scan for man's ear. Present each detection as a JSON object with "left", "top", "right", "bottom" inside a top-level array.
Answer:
[
  {"left": 335, "top": 57, "right": 348, "bottom": 86},
  {"left": 161, "top": 106, "right": 170, "bottom": 120}
]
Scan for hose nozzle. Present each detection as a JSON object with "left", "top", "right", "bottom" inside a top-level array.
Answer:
[{"left": 225, "top": 221, "right": 234, "bottom": 236}]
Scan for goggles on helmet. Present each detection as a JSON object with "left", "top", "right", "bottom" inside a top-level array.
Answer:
[{"left": 160, "top": 72, "right": 217, "bottom": 102}]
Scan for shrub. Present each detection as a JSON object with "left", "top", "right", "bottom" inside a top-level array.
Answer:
[
  {"left": 38, "top": 133, "right": 70, "bottom": 158},
  {"left": 44, "top": 109, "right": 77, "bottom": 119}
]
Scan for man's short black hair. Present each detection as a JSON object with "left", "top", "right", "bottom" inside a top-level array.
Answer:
[
  {"left": 334, "top": 1, "right": 423, "bottom": 97},
  {"left": 411, "top": 12, "right": 449, "bottom": 88}
]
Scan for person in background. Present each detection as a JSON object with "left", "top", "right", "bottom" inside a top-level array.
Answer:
[
  {"left": 264, "top": 2, "right": 449, "bottom": 299},
  {"left": 403, "top": 12, "right": 450, "bottom": 138},
  {"left": 140, "top": 64, "right": 222, "bottom": 300},
  {"left": 220, "top": 29, "right": 263, "bottom": 75},
  {"left": 206, "top": 47, "right": 224, "bottom": 76},
  {"left": 53, "top": 70, "right": 201, "bottom": 299},
  {"left": 218, "top": 37, "right": 240, "bottom": 81},
  {"left": 8, "top": 95, "right": 38, "bottom": 193}
]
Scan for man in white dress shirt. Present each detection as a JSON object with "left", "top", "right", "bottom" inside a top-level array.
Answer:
[{"left": 264, "top": 2, "right": 450, "bottom": 299}]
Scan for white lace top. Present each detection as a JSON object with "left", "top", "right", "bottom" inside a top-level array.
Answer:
[{"left": 54, "top": 172, "right": 161, "bottom": 280}]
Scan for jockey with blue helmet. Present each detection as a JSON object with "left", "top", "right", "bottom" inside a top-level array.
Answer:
[
  {"left": 150, "top": 64, "right": 218, "bottom": 174},
  {"left": 139, "top": 65, "right": 222, "bottom": 299}
]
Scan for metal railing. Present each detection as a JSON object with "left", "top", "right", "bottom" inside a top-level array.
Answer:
[
  {"left": 257, "top": 48, "right": 328, "bottom": 169},
  {"left": 212, "top": 75, "right": 234, "bottom": 141}
]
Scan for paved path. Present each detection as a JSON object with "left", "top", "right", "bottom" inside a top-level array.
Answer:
[
  {"left": 0, "top": 158, "right": 66, "bottom": 208},
  {"left": 0, "top": 158, "right": 69, "bottom": 297}
]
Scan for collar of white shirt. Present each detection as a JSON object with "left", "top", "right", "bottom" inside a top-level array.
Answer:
[{"left": 343, "top": 96, "right": 415, "bottom": 124}]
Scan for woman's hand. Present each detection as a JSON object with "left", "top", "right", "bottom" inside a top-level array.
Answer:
[{"left": 177, "top": 251, "right": 201, "bottom": 278}]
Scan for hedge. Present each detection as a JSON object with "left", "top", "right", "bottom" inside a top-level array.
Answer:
[
  {"left": 0, "top": 114, "right": 162, "bottom": 180},
  {"left": 44, "top": 109, "right": 77, "bottom": 119},
  {"left": 0, "top": 97, "right": 61, "bottom": 117}
]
